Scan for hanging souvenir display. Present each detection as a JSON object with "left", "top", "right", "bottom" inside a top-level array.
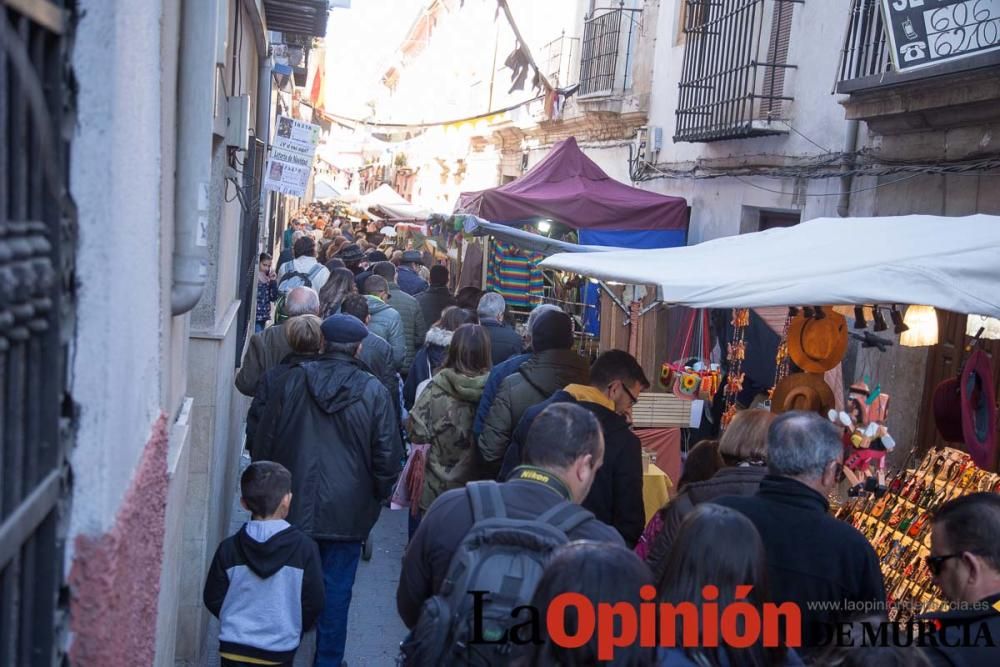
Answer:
[
  {"left": 659, "top": 309, "right": 721, "bottom": 403},
  {"left": 773, "top": 311, "right": 792, "bottom": 388},
  {"left": 721, "top": 308, "right": 750, "bottom": 428}
]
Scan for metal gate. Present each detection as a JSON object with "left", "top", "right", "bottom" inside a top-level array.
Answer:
[
  {"left": 0, "top": 1, "right": 76, "bottom": 664},
  {"left": 236, "top": 137, "right": 266, "bottom": 364}
]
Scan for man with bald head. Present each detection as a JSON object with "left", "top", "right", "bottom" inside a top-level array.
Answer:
[{"left": 236, "top": 286, "right": 320, "bottom": 396}]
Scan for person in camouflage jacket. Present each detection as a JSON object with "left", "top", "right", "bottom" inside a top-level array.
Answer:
[{"left": 407, "top": 324, "right": 492, "bottom": 513}]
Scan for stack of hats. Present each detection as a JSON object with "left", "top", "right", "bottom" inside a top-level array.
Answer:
[{"left": 771, "top": 307, "right": 847, "bottom": 415}]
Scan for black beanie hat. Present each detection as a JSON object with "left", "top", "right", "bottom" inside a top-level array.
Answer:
[
  {"left": 429, "top": 264, "right": 449, "bottom": 285},
  {"left": 531, "top": 310, "right": 574, "bottom": 352}
]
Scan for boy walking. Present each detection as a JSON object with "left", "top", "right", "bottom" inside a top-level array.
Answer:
[{"left": 204, "top": 462, "right": 325, "bottom": 666}]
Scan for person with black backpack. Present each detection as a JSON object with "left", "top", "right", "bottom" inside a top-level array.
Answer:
[
  {"left": 276, "top": 235, "right": 329, "bottom": 309},
  {"left": 396, "top": 402, "right": 623, "bottom": 666}
]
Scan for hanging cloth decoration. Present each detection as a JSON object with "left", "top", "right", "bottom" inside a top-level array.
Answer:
[
  {"left": 722, "top": 308, "right": 751, "bottom": 429},
  {"left": 504, "top": 45, "right": 532, "bottom": 93}
]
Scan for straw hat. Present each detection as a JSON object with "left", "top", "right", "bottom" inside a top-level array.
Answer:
[
  {"left": 771, "top": 373, "right": 836, "bottom": 415},
  {"left": 788, "top": 307, "right": 849, "bottom": 373}
]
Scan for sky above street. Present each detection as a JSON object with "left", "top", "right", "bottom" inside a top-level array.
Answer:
[{"left": 323, "top": 0, "right": 426, "bottom": 120}]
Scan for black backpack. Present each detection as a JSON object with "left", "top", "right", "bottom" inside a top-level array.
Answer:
[
  {"left": 273, "top": 262, "right": 323, "bottom": 324},
  {"left": 401, "top": 481, "right": 593, "bottom": 666}
]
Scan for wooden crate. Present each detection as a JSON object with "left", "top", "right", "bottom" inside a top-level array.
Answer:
[{"left": 631, "top": 392, "right": 693, "bottom": 428}]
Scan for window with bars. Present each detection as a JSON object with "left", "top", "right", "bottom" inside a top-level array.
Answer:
[
  {"left": 674, "top": 0, "right": 800, "bottom": 143},
  {"left": 0, "top": 2, "right": 76, "bottom": 664},
  {"left": 578, "top": 5, "right": 642, "bottom": 98}
]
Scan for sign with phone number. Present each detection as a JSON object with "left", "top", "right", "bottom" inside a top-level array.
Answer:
[{"left": 881, "top": 0, "right": 1000, "bottom": 71}]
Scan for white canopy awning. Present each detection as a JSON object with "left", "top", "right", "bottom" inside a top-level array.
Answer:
[
  {"left": 359, "top": 184, "right": 432, "bottom": 220},
  {"left": 313, "top": 176, "right": 342, "bottom": 201},
  {"left": 540, "top": 215, "right": 1000, "bottom": 318}
]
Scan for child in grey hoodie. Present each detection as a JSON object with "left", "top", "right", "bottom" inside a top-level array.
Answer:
[{"left": 204, "top": 462, "right": 324, "bottom": 666}]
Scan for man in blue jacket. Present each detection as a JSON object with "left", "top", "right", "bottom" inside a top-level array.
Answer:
[{"left": 396, "top": 250, "right": 428, "bottom": 296}]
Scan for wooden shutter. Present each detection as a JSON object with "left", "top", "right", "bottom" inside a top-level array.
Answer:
[{"left": 758, "top": 0, "right": 795, "bottom": 120}]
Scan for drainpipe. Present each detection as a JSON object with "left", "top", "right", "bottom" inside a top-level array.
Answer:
[
  {"left": 837, "top": 120, "right": 860, "bottom": 218},
  {"left": 170, "top": 0, "right": 216, "bottom": 315}
]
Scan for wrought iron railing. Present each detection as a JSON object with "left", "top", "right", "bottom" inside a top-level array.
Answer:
[
  {"left": 674, "top": 0, "right": 798, "bottom": 143},
  {"left": 837, "top": 0, "right": 892, "bottom": 89},
  {"left": 542, "top": 33, "right": 581, "bottom": 89},
  {"left": 0, "top": 1, "right": 76, "bottom": 663},
  {"left": 236, "top": 138, "right": 267, "bottom": 365},
  {"left": 578, "top": 4, "right": 642, "bottom": 98}
]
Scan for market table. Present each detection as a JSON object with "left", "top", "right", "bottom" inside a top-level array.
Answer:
[{"left": 642, "top": 465, "right": 673, "bottom": 524}]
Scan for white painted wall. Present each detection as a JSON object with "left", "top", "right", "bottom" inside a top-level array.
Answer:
[
  {"left": 639, "top": 0, "right": 854, "bottom": 241},
  {"left": 68, "top": 0, "right": 166, "bottom": 542}
]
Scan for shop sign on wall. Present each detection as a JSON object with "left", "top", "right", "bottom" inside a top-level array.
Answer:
[
  {"left": 882, "top": 0, "right": 1000, "bottom": 71},
  {"left": 263, "top": 115, "right": 320, "bottom": 197}
]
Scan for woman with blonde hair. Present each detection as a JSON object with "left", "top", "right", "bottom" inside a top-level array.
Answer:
[{"left": 637, "top": 409, "right": 775, "bottom": 582}]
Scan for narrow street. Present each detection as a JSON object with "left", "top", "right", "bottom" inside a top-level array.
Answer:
[
  {"left": 7, "top": 0, "right": 1000, "bottom": 665},
  {"left": 343, "top": 509, "right": 410, "bottom": 665}
]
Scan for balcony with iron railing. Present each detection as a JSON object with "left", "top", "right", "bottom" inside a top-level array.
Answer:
[
  {"left": 542, "top": 32, "right": 581, "bottom": 89},
  {"left": 836, "top": 0, "right": 1000, "bottom": 133},
  {"left": 837, "top": 0, "right": 1000, "bottom": 93},
  {"left": 674, "top": 0, "right": 798, "bottom": 143},
  {"left": 578, "top": 3, "right": 642, "bottom": 98}
]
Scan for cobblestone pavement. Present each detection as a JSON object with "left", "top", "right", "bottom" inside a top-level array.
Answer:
[{"left": 204, "top": 451, "right": 409, "bottom": 666}]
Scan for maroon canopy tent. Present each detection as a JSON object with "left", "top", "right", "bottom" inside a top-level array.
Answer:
[
  {"left": 455, "top": 136, "right": 688, "bottom": 241},
  {"left": 456, "top": 136, "right": 688, "bottom": 334}
]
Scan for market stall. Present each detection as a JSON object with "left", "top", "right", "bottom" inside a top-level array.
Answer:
[
  {"left": 456, "top": 136, "right": 689, "bottom": 338},
  {"left": 539, "top": 213, "right": 1000, "bottom": 622}
]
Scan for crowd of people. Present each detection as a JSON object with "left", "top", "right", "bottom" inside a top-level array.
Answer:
[{"left": 209, "top": 210, "right": 1000, "bottom": 667}]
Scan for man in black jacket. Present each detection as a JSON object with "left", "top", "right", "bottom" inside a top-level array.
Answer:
[
  {"left": 253, "top": 314, "right": 403, "bottom": 666},
  {"left": 415, "top": 264, "right": 456, "bottom": 326},
  {"left": 714, "top": 411, "right": 885, "bottom": 654},
  {"left": 397, "top": 402, "right": 623, "bottom": 629},
  {"left": 339, "top": 292, "right": 399, "bottom": 417},
  {"left": 921, "top": 493, "right": 1000, "bottom": 667},
  {"left": 245, "top": 314, "right": 323, "bottom": 453},
  {"left": 500, "top": 349, "right": 649, "bottom": 547}
]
